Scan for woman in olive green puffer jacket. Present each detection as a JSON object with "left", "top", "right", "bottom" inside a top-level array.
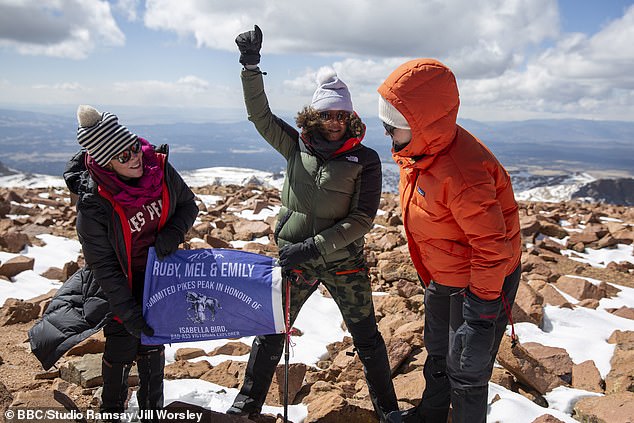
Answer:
[
  {"left": 243, "top": 68, "right": 382, "bottom": 265},
  {"left": 227, "top": 25, "right": 398, "bottom": 422}
]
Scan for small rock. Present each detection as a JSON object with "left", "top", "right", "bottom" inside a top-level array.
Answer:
[{"left": 0, "top": 255, "right": 35, "bottom": 277}]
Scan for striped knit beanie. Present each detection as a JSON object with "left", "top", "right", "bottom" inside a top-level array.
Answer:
[{"left": 76, "top": 105, "right": 138, "bottom": 167}]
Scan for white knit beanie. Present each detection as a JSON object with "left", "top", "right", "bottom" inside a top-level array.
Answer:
[
  {"left": 76, "top": 105, "right": 138, "bottom": 167},
  {"left": 311, "top": 70, "right": 353, "bottom": 112},
  {"left": 378, "top": 95, "right": 410, "bottom": 129}
]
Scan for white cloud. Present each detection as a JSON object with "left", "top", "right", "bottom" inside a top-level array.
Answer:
[
  {"left": 109, "top": 76, "right": 238, "bottom": 108},
  {"left": 273, "top": 3, "right": 634, "bottom": 121},
  {"left": 536, "top": 5, "right": 634, "bottom": 82},
  {"left": 453, "top": 5, "right": 634, "bottom": 120},
  {"left": 2, "top": 0, "right": 633, "bottom": 121},
  {"left": 0, "top": 0, "right": 125, "bottom": 59},
  {"left": 144, "top": 0, "right": 558, "bottom": 76},
  {"left": 0, "top": 76, "right": 236, "bottom": 112},
  {"left": 114, "top": 0, "right": 141, "bottom": 22},
  {"left": 33, "top": 82, "right": 84, "bottom": 92},
  {"left": 176, "top": 75, "right": 210, "bottom": 90},
  {"left": 138, "top": 0, "right": 572, "bottom": 118}
]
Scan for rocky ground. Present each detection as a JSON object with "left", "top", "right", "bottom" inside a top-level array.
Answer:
[{"left": 0, "top": 184, "right": 633, "bottom": 423}]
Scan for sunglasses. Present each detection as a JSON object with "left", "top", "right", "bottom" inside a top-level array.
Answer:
[
  {"left": 319, "top": 111, "right": 350, "bottom": 124},
  {"left": 112, "top": 139, "right": 142, "bottom": 164},
  {"left": 382, "top": 121, "right": 397, "bottom": 136}
]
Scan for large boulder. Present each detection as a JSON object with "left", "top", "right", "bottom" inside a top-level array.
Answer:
[
  {"left": 66, "top": 331, "right": 106, "bottom": 357},
  {"left": 571, "top": 360, "right": 604, "bottom": 393},
  {"left": 0, "top": 255, "right": 35, "bottom": 277},
  {"left": 512, "top": 281, "right": 544, "bottom": 326},
  {"left": 496, "top": 336, "right": 567, "bottom": 395},
  {"left": 265, "top": 363, "right": 307, "bottom": 406},
  {"left": 305, "top": 391, "right": 376, "bottom": 423},
  {"left": 521, "top": 342, "right": 573, "bottom": 382},
  {"left": 0, "top": 232, "right": 30, "bottom": 253},
  {"left": 391, "top": 370, "right": 425, "bottom": 406},
  {"left": 59, "top": 353, "right": 138, "bottom": 389},
  {"left": 605, "top": 339, "right": 634, "bottom": 394},
  {"left": 200, "top": 360, "right": 246, "bottom": 389},
  {"left": 527, "top": 279, "right": 572, "bottom": 308},
  {"left": 0, "top": 298, "right": 40, "bottom": 325},
  {"left": 573, "top": 392, "right": 634, "bottom": 423},
  {"left": 208, "top": 341, "right": 251, "bottom": 357},
  {"left": 554, "top": 275, "right": 606, "bottom": 301},
  {"left": 164, "top": 360, "right": 212, "bottom": 380},
  {"left": 174, "top": 347, "right": 207, "bottom": 361}
]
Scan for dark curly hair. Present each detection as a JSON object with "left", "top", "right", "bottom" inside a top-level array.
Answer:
[{"left": 295, "top": 107, "right": 365, "bottom": 138}]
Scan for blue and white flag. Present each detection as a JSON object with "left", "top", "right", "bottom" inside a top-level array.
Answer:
[{"left": 141, "top": 248, "right": 284, "bottom": 344}]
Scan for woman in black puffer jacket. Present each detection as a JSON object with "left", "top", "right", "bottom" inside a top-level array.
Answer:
[{"left": 32, "top": 105, "right": 197, "bottom": 423}]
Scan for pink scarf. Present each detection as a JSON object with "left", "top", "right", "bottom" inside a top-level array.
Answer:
[{"left": 87, "top": 138, "right": 164, "bottom": 208}]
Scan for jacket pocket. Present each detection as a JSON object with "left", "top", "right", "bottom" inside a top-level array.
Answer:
[
  {"left": 426, "top": 238, "right": 471, "bottom": 259},
  {"left": 421, "top": 239, "right": 472, "bottom": 280}
]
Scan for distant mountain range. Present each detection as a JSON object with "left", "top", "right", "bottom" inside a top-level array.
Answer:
[
  {"left": 1, "top": 162, "right": 633, "bottom": 206},
  {"left": 1, "top": 107, "right": 633, "bottom": 204},
  {"left": 572, "top": 178, "right": 634, "bottom": 206}
]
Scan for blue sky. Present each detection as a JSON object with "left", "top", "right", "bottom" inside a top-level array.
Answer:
[{"left": 1, "top": 0, "right": 633, "bottom": 123}]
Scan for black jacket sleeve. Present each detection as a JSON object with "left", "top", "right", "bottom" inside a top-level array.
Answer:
[{"left": 76, "top": 207, "right": 139, "bottom": 322}]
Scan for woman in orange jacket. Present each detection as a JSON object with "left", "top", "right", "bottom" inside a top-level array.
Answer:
[{"left": 378, "top": 59, "right": 521, "bottom": 423}]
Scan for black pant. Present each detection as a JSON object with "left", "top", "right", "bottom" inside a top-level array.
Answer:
[
  {"left": 101, "top": 320, "right": 165, "bottom": 420},
  {"left": 421, "top": 265, "right": 521, "bottom": 423}
]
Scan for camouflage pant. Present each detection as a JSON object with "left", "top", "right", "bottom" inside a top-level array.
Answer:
[
  {"left": 284, "top": 253, "right": 374, "bottom": 327},
  {"left": 232, "top": 253, "right": 398, "bottom": 417}
]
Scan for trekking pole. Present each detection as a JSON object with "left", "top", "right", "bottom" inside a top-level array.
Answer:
[{"left": 283, "top": 271, "right": 292, "bottom": 423}]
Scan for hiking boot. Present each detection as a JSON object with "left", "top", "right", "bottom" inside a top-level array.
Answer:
[
  {"left": 226, "top": 394, "right": 262, "bottom": 417},
  {"left": 347, "top": 315, "right": 399, "bottom": 419},
  {"left": 136, "top": 347, "right": 165, "bottom": 423},
  {"left": 100, "top": 358, "right": 132, "bottom": 422},
  {"left": 228, "top": 335, "right": 285, "bottom": 417}
]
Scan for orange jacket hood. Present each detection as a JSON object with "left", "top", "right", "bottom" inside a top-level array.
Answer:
[{"left": 377, "top": 58, "right": 459, "bottom": 160}]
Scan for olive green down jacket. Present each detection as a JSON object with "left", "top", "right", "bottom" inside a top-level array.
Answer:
[{"left": 241, "top": 69, "right": 382, "bottom": 266}]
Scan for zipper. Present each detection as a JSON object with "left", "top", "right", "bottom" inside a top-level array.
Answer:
[
  {"left": 309, "top": 161, "right": 324, "bottom": 236},
  {"left": 402, "top": 170, "right": 419, "bottom": 233}
]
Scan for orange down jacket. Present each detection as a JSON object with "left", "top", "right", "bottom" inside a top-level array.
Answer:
[{"left": 378, "top": 59, "right": 521, "bottom": 300}]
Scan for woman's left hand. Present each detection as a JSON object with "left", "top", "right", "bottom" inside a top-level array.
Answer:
[
  {"left": 154, "top": 227, "right": 184, "bottom": 259},
  {"left": 278, "top": 237, "right": 320, "bottom": 268}
]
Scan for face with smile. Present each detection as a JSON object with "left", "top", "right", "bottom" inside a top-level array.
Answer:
[
  {"left": 318, "top": 110, "right": 350, "bottom": 142},
  {"left": 108, "top": 139, "right": 143, "bottom": 179}
]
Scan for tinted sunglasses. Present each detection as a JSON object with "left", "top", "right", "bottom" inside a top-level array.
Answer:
[
  {"left": 319, "top": 111, "right": 350, "bottom": 124},
  {"left": 112, "top": 139, "right": 142, "bottom": 164},
  {"left": 382, "top": 121, "right": 397, "bottom": 136}
]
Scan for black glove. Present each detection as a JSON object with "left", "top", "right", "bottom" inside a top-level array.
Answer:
[
  {"left": 278, "top": 238, "right": 320, "bottom": 268},
  {"left": 451, "top": 290, "right": 501, "bottom": 372},
  {"left": 154, "top": 226, "right": 184, "bottom": 260},
  {"left": 123, "top": 306, "right": 154, "bottom": 339},
  {"left": 235, "top": 24, "right": 262, "bottom": 66}
]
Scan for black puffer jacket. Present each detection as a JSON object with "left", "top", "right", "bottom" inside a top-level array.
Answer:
[
  {"left": 64, "top": 146, "right": 198, "bottom": 322},
  {"left": 29, "top": 146, "right": 198, "bottom": 369},
  {"left": 29, "top": 267, "right": 109, "bottom": 370}
]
